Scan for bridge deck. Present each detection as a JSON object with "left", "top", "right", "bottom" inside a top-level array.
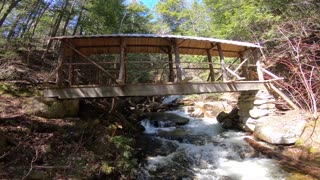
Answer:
[{"left": 44, "top": 81, "right": 266, "bottom": 99}]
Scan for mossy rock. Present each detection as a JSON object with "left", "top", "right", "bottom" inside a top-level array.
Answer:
[
  {"left": 146, "top": 112, "right": 189, "bottom": 126},
  {"left": 308, "top": 146, "right": 319, "bottom": 154},
  {"left": 23, "top": 97, "right": 79, "bottom": 118}
]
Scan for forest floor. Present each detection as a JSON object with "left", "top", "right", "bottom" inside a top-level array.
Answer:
[
  {"left": 0, "top": 50, "right": 144, "bottom": 179},
  {"left": 0, "top": 81, "right": 144, "bottom": 179}
]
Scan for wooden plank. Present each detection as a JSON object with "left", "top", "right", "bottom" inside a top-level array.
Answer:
[
  {"left": 64, "top": 62, "right": 118, "bottom": 65},
  {"left": 44, "top": 82, "right": 266, "bottom": 99},
  {"left": 76, "top": 45, "right": 241, "bottom": 54},
  {"left": 206, "top": 49, "right": 215, "bottom": 82},
  {"left": 217, "top": 43, "right": 227, "bottom": 81}
]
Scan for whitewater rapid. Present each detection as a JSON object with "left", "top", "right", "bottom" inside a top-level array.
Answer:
[{"left": 137, "top": 107, "right": 287, "bottom": 179}]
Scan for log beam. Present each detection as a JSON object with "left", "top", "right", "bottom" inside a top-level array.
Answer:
[
  {"left": 206, "top": 49, "right": 215, "bottom": 81},
  {"left": 244, "top": 137, "right": 320, "bottom": 179},
  {"left": 239, "top": 52, "right": 249, "bottom": 79},
  {"left": 173, "top": 39, "right": 182, "bottom": 82},
  {"left": 56, "top": 42, "right": 65, "bottom": 87},
  {"left": 215, "top": 58, "right": 239, "bottom": 81},
  {"left": 118, "top": 38, "right": 127, "bottom": 84},
  {"left": 68, "top": 64, "right": 73, "bottom": 86},
  {"left": 168, "top": 47, "right": 174, "bottom": 82},
  {"left": 217, "top": 43, "right": 227, "bottom": 81}
]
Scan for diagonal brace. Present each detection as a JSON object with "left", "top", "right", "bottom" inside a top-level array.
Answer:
[{"left": 65, "top": 41, "right": 118, "bottom": 85}]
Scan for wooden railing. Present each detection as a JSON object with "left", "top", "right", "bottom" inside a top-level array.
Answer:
[{"left": 50, "top": 57, "right": 262, "bottom": 87}]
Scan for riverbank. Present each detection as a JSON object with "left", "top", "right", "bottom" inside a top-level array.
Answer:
[{"left": 0, "top": 82, "right": 146, "bottom": 179}]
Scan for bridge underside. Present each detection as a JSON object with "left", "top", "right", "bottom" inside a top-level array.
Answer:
[{"left": 44, "top": 82, "right": 266, "bottom": 99}]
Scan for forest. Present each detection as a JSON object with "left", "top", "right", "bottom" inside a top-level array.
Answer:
[{"left": 0, "top": 0, "right": 319, "bottom": 179}]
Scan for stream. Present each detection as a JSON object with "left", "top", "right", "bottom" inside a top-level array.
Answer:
[{"left": 136, "top": 107, "right": 289, "bottom": 179}]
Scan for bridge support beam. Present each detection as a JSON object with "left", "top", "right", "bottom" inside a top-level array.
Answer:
[
  {"left": 254, "top": 49, "right": 264, "bottom": 81},
  {"left": 44, "top": 82, "right": 266, "bottom": 99},
  {"left": 118, "top": 38, "right": 127, "bottom": 84},
  {"left": 168, "top": 47, "right": 174, "bottom": 82},
  {"left": 173, "top": 39, "right": 182, "bottom": 82},
  {"left": 56, "top": 41, "right": 65, "bottom": 87},
  {"left": 206, "top": 49, "right": 215, "bottom": 82},
  {"left": 239, "top": 51, "right": 248, "bottom": 79},
  {"left": 217, "top": 43, "right": 227, "bottom": 82}
]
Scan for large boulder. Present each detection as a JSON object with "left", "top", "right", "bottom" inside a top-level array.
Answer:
[
  {"left": 145, "top": 112, "right": 189, "bottom": 127},
  {"left": 216, "top": 108, "right": 239, "bottom": 129},
  {"left": 253, "top": 113, "right": 308, "bottom": 144},
  {"left": 238, "top": 117, "right": 264, "bottom": 132},
  {"left": 249, "top": 108, "right": 271, "bottom": 119}
]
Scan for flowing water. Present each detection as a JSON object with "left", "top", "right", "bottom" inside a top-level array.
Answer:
[{"left": 137, "top": 107, "right": 289, "bottom": 180}]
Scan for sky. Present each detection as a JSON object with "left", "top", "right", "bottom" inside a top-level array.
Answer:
[{"left": 140, "top": 0, "right": 158, "bottom": 10}]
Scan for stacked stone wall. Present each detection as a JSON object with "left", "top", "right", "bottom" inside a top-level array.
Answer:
[{"left": 237, "top": 90, "right": 276, "bottom": 132}]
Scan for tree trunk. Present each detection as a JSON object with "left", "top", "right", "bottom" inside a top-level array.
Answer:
[
  {"left": 19, "top": 12, "right": 34, "bottom": 38},
  {"left": 0, "top": 0, "right": 7, "bottom": 15},
  {"left": 62, "top": 0, "right": 76, "bottom": 35},
  {"left": 42, "top": 0, "right": 69, "bottom": 58},
  {"left": 72, "top": 7, "right": 83, "bottom": 35},
  {"left": 20, "top": 0, "right": 42, "bottom": 38},
  {"left": 6, "top": 13, "right": 24, "bottom": 40},
  {"left": 30, "top": 2, "right": 51, "bottom": 38},
  {"left": 0, "top": 0, "right": 22, "bottom": 28}
]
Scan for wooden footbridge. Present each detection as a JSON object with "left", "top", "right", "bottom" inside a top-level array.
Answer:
[{"left": 44, "top": 34, "right": 281, "bottom": 99}]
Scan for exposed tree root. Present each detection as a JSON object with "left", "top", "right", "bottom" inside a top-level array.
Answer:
[{"left": 244, "top": 137, "right": 320, "bottom": 179}]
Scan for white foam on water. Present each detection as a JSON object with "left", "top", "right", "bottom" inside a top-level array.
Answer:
[
  {"left": 139, "top": 107, "right": 287, "bottom": 179},
  {"left": 144, "top": 153, "right": 178, "bottom": 172},
  {"left": 213, "top": 157, "right": 285, "bottom": 180},
  {"left": 140, "top": 118, "right": 177, "bottom": 134},
  {"left": 140, "top": 119, "right": 158, "bottom": 134}
]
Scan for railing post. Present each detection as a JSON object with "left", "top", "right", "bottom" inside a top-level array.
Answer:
[
  {"left": 239, "top": 51, "right": 248, "bottom": 79},
  {"left": 254, "top": 50, "right": 264, "bottom": 81},
  {"left": 217, "top": 43, "right": 227, "bottom": 81},
  {"left": 168, "top": 47, "right": 174, "bottom": 82},
  {"left": 118, "top": 38, "right": 127, "bottom": 84},
  {"left": 206, "top": 49, "right": 215, "bottom": 82},
  {"left": 256, "top": 60, "right": 264, "bottom": 81},
  {"left": 173, "top": 39, "right": 182, "bottom": 82},
  {"left": 68, "top": 64, "right": 73, "bottom": 86}
]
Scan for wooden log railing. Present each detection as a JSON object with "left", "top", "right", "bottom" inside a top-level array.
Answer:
[
  {"left": 51, "top": 46, "right": 264, "bottom": 88},
  {"left": 56, "top": 58, "right": 260, "bottom": 87}
]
